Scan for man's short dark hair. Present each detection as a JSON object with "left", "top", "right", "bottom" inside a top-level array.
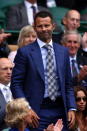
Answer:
[{"left": 34, "top": 11, "right": 53, "bottom": 24}]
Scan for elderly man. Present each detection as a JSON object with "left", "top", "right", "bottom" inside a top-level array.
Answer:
[
  {"left": 0, "top": 58, "right": 13, "bottom": 130},
  {"left": 55, "top": 10, "right": 80, "bottom": 44},
  {"left": 61, "top": 30, "right": 87, "bottom": 87},
  {"left": 62, "top": 10, "right": 80, "bottom": 31}
]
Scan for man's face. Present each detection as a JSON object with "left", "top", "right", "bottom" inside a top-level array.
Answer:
[
  {"left": 63, "top": 11, "right": 80, "bottom": 30},
  {"left": 0, "top": 58, "right": 13, "bottom": 85},
  {"left": 64, "top": 34, "right": 80, "bottom": 56},
  {"left": 34, "top": 16, "right": 55, "bottom": 43}
]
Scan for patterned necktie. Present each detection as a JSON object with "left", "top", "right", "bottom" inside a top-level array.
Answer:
[
  {"left": 3, "top": 87, "right": 12, "bottom": 103},
  {"left": 31, "top": 5, "right": 36, "bottom": 19},
  {"left": 71, "top": 59, "right": 78, "bottom": 77},
  {"left": 45, "top": 44, "right": 58, "bottom": 101}
]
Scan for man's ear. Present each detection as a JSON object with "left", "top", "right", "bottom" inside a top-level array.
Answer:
[
  {"left": 52, "top": 23, "right": 56, "bottom": 31},
  {"left": 62, "top": 17, "right": 66, "bottom": 25}
]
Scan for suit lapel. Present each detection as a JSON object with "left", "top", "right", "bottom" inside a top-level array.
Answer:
[
  {"left": 53, "top": 43, "right": 64, "bottom": 80},
  {"left": 0, "top": 90, "right": 6, "bottom": 104},
  {"left": 30, "top": 41, "right": 45, "bottom": 81},
  {"left": 20, "top": 3, "right": 29, "bottom": 25}
]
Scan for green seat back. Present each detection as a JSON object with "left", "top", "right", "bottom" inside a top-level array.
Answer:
[
  {"left": 0, "top": 0, "right": 23, "bottom": 9},
  {"left": 80, "top": 8, "right": 87, "bottom": 14},
  {"left": 48, "top": 7, "right": 69, "bottom": 26},
  {"left": 78, "top": 20, "right": 87, "bottom": 33},
  {"left": 0, "top": 9, "right": 6, "bottom": 28}
]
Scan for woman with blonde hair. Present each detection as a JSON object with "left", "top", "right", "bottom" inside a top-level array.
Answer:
[
  {"left": 8, "top": 25, "right": 37, "bottom": 63},
  {"left": 5, "top": 98, "right": 30, "bottom": 131}
]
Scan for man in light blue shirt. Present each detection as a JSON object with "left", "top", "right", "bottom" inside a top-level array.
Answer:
[{"left": 10, "top": 11, "right": 76, "bottom": 131}]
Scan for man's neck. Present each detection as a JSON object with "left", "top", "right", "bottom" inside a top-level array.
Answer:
[{"left": 0, "top": 81, "right": 9, "bottom": 86}]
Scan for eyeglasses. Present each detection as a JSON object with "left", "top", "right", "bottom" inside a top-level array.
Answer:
[{"left": 76, "top": 97, "right": 87, "bottom": 102}]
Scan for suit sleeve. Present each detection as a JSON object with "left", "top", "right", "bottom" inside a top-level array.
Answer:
[{"left": 10, "top": 48, "right": 28, "bottom": 98}]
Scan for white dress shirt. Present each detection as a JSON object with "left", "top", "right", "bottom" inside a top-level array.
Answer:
[
  {"left": 47, "top": 0, "right": 56, "bottom": 7},
  {"left": 0, "top": 83, "right": 12, "bottom": 103},
  {"left": 24, "top": 0, "right": 38, "bottom": 25},
  {"left": 37, "top": 38, "right": 60, "bottom": 98}
]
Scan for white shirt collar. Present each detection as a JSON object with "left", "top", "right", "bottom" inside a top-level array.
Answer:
[
  {"left": 24, "top": 0, "right": 37, "bottom": 9},
  {"left": 83, "top": 48, "right": 87, "bottom": 52},
  {"left": 0, "top": 83, "right": 10, "bottom": 92},
  {"left": 70, "top": 55, "right": 77, "bottom": 61},
  {"left": 0, "top": 83, "right": 10, "bottom": 88},
  {"left": 37, "top": 38, "right": 53, "bottom": 49}
]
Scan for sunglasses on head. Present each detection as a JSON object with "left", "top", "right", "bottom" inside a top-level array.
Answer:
[{"left": 76, "top": 97, "right": 87, "bottom": 102}]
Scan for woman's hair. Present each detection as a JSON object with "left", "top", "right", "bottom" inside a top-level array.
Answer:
[
  {"left": 5, "top": 98, "right": 29, "bottom": 128},
  {"left": 74, "top": 86, "right": 87, "bottom": 98},
  {"left": 18, "top": 25, "right": 36, "bottom": 48},
  {"left": 74, "top": 87, "right": 87, "bottom": 131},
  {"left": 74, "top": 86, "right": 87, "bottom": 115},
  {"left": 61, "top": 30, "right": 82, "bottom": 45}
]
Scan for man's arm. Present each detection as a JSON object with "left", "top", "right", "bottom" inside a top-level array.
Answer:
[{"left": 0, "top": 33, "right": 11, "bottom": 44}]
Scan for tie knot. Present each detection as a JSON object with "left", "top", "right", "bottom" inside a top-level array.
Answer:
[
  {"left": 31, "top": 5, "right": 35, "bottom": 9},
  {"left": 71, "top": 59, "right": 76, "bottom": 64},
  {"left": 44, "top": 44, "right": 52, "bottom": 50},
  {"left": 31, "top": 5, "right": 36, "bottom": 12}
]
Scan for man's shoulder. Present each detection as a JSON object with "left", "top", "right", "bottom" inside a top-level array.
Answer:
[
  {"left": 38, "top": 6, "right": 49, "bottom": 12},
  {"left": 9, "top": 2, "right": 24, "bottom": 10},
  {"left": 19, "top": 41, "right": 38, "bottom": 51},
  {"left": 54, "top": 42, "right": 68, "bottom": 51}
]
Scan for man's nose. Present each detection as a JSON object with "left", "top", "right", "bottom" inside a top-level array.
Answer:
[
  {"left": 73, "top": 20, "right": 77, "bottom": 25},
  {"left": 7, "top": 68, "right": 12, "bottom": 73},
  {"left": 42, "top": 26, "right": 46, "bottom": 31}
]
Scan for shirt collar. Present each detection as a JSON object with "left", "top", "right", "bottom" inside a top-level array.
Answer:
[
  {"left": 0, "top": 83, "right": 10, "bottom": 90},
  {"left": 37, "top": 38, "right": 53, "bottom": 49},
  {"left": 24, "top": 0, "right": 37, "bottom": 9},
  {"left": 83, "top": 48, "right": 87, "bottom": 52},
  {"left": 70, "top": 55, "right": 77, "bottom": 61}
]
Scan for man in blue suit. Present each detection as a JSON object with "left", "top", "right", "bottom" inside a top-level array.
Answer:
[{"left": 10, "top": 11, "right": 76, "bottom": 131}]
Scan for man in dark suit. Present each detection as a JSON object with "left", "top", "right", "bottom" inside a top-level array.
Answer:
[
  {"left": 6, "top": 0, "right": 47, "bottom": 30},
  {"left": 0, "top": 58, "right": 13, "bottom": 130},
  {"left": 10, "top": 11, "right": 76, "bottom": 131},
  {"left": 61, "top": 30, "right": 87, "bottom": 87}
]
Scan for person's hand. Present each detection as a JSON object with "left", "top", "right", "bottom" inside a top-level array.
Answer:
[
  {"left": 0, "top": 33, "right": 11, "bottom": 43},
  {"left": 54, "top": 119, "right": 63, "bottom": 131},
  {"left": 78, "top": 65, "right": 87, "bottom": 81},
  {"left": 24, "top": 109, "right": 40, "bottom": 128},
  {"left": 44, "top": 119, "right": 63, "bottom": 131},
  {"left": 44, "top": 123, "right": 54, "bottom": 131},
  {"left": 82, "top": 32, "right": 87, "bottom": 48},
  {"left": 68, "top": 110, "right": 75, "bottom": 129}
]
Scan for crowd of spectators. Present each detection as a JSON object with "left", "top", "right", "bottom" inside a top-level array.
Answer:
[{"left": 0, "top": 1, "right": 87, "bottom": 131}]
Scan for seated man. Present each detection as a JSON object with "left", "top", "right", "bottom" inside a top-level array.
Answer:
[
  {"left": 0, "top": 58, "right": 13, "bottom": 130},
  {"left": 61, "top": 30, "right": 87, "bottom": 87}
]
